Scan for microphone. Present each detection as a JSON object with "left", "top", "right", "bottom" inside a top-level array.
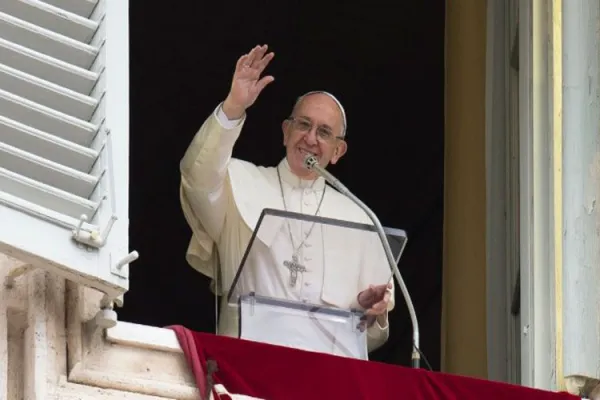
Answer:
[{"left": 304, "top": 155, "right": 421, "bottom": 368}]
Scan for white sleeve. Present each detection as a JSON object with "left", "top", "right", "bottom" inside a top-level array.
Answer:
[{"left": 214, "top": 102, "right": 244, "bottom": 129}]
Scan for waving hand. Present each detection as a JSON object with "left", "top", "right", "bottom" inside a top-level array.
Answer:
[{"left": 223, "top": 45, "right": 275, "bottom": 119}]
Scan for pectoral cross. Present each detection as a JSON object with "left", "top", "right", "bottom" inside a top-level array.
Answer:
[{"left": 283, "top": 254, "right": 306, "bottom": 287}]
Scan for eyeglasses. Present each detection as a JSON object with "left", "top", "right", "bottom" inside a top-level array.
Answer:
[{"left": 286, "top": 117, "right": 345, "bottom": 144}]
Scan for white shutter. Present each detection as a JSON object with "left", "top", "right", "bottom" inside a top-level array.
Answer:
[{"left": 0, "top": 0, "right": 133, "bottom": 300}]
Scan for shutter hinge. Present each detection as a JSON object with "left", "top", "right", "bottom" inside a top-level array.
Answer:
[
  {"left": 92, "top": 250, "right": 138, "bottom": 329},
  {"left": 110, "top": 250, "right": 139, "bottom": 279}
]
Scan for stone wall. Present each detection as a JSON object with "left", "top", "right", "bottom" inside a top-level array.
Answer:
[{"left": 0, "top": 253, "right": 200, "bottom": 400}]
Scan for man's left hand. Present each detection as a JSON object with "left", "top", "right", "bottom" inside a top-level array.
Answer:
[{"left": 356, "top": 282, "right": 392, "bottom": 331}]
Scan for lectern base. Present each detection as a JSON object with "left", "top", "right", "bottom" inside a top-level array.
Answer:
[{"left": 237, "top": 294, "right": 368, "bottom": 360}]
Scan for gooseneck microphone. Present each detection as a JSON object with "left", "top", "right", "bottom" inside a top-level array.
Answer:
[{"left": 304, "top": 155, "right": 421, "bottom": 368}]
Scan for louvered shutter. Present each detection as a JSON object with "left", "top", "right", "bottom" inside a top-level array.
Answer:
[{"left": 0, "top": 0, "right": 132, "bottom": 300}]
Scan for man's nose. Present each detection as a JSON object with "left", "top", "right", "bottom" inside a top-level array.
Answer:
[{"left": 304, "top": 128, "right": 319, "bottom": 145}]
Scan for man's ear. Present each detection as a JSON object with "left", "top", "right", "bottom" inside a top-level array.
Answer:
[{"left": 330, "top": 140, "right": 348, "bottom": 164}]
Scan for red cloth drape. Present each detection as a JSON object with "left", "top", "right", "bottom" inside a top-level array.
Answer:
[{"left": 170, "top": 325, "right": 579, "bottom": 400}]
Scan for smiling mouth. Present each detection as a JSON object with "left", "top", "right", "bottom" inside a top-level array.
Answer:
[{"left": 298, "top": 148, "right": 317, "bottom": 158}]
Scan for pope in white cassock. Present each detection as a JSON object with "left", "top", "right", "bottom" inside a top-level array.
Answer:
[{"left": 179, "top": 44, "right": 395, "bottom": 358}]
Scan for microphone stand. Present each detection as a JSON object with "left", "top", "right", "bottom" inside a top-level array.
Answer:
[{"left": 305, "top": 155, "right": 421, "bottom": 368}]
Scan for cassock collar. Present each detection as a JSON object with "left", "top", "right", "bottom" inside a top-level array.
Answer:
[{"left": 278, "top": 158, "right": 326, "bottom": 191}]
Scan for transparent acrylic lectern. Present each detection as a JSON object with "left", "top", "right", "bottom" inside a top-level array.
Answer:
[{"left": 227, "top": 208, "right": 408, "bottom": 360}]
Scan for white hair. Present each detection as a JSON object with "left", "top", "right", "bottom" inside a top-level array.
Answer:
[{"left": 293, "top": 91, "right": 347, "bottom": 137}]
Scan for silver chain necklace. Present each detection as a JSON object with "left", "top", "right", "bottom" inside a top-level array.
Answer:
[{"left": 277, "top": 165, "right": 326, "bottom": 287}]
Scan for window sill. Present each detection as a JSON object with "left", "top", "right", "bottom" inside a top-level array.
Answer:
[{"left": 106, "top": 321, "right": 183, "bottom": 354}]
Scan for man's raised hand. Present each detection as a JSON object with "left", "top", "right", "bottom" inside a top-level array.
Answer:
[{"left": 222, "top": 45, "right": 275, "bottom": 119}]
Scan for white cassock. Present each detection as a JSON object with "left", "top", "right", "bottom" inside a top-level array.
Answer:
[{"left": 180, "top": 103, "right": 395, "bottom": 357}]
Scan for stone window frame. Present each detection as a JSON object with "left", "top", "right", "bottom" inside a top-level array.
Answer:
[{"left": 2, "top": 261, "right": 200, "bottom": 399}]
